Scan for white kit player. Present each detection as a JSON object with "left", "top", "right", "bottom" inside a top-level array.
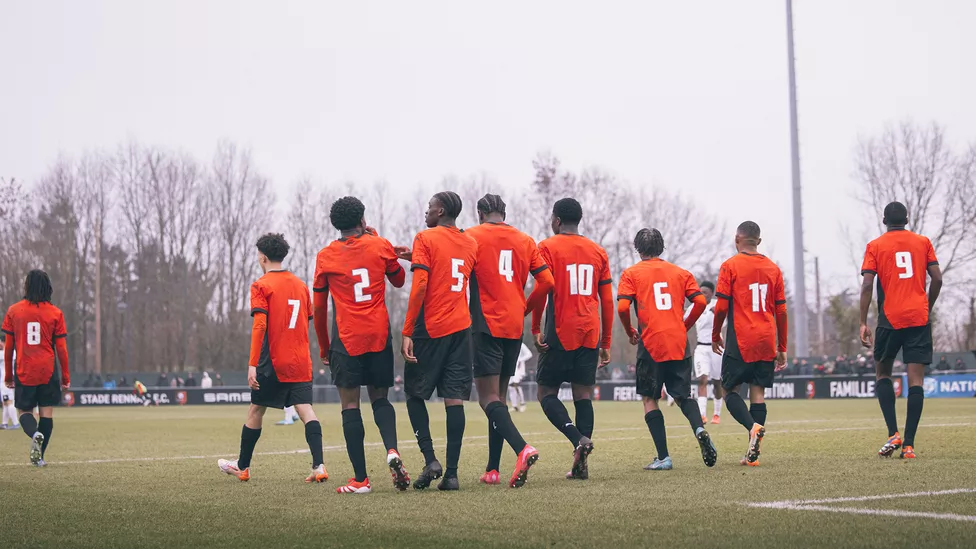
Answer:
[
  {"left": 508, "top": 343, "right": 532, "bottom": 413},
  {"left": 691, "top": 281, "right": 723, "bottom": 423},
  {"left": 0, "top": 340, "right": 19, "bottom": 429}
]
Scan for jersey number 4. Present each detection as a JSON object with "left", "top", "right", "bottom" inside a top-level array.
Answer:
[{"left": 566, "top": 264, "right": 594, "bottom": 296}]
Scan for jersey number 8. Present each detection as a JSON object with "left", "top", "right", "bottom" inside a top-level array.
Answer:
[{"left": 27, "top": 321, "right": 42, "bottom": 345}]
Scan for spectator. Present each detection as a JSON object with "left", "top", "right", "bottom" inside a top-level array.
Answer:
[
  {"left": 83, "top": 373, "right": 95, "bottom": 388},
  {"left": 610, "top": 367, "right": 623, "bottom": 381},
  {"left": 156, "top": 373, "right": 168, "bottom": 388},
  {"left": 176, "top": 376, "right": 185, "bottom": 388},
  {"left": 315, "top": 368, "right": 329, "bottom": 386},
  {"left": 119, "top": 376, "right": 127, "bottom": 387},
  {"left": 800, "top": 359, "right": 811, "bottom": 376},
  {"left": 95, "top": 374, "right": 103, "bottom": 387},
  {"left": 200, "top": 372, "right": 213, "bottom": 389},
  {"left": 169, "top": 376, "right": 178, "bottom": 388},
  {"left": 936, "top": 356, "right": 951, "bottom": 372},
  {"left": 185, "top": 372, "right": 197, "bottom": 387},
  {"left": 955, "top": 358, "right": 967, "bottom": 372},
  {"left": 214, "top": 373, "right": 224, "bottom": 386},
  {"left": 103, "top": 376, "right": 117, "bottom": 389}
]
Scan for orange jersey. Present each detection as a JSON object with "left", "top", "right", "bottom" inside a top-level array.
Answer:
[
  {"left": 1, "top": 300, "right": 68, "bottom": 386},
  {"left": 861, "top": 229, "right": 938, "bottom": 330},
  {"left": 466, "top": 222, "right": 548, "bottom": 339},
  {"left": 250, "top": 271, "right": 314, "bottom": 382},
  {"left": 714, "top": 253, "right": 786, "bottom": 363},
  {"left": 617, "top": 259, "right": 702, "bottom": 362},
  {"left": 313, "top": 233, "right": 404, "bottom": 355},
  {"left": 538, "top": 234, "right": 612, "bottom": 351},
  {"left": 404, "top": 226, "right": 479, "bottom": 339}
]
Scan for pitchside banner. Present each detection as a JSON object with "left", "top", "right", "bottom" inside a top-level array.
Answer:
[{"left": 917, "top": 374, "right": 976, "bottom": 398}]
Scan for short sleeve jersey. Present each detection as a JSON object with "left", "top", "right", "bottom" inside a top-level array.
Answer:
[
  {"left": 538, "top": 234, "right": 612, "bottom": 351},
  {"left": 466, "top": 222, "right": 548, "bottom": 340},
  {"left": 860, "top": 230, "right": 938, "bottom": 330},
  {"left": 250, "top": 271, "right": 314, "bottom": 383},
  {"left": 617, "top": 259, "right": 702, "bottom": 362},
  {"left": 408, "top": 226, "right": 479, "bottom": 339},
  {"left": 313, "top": 233, "right": 404, "bottom": 356},
  {"left": 715, "top": 253, "right": 786, "bottom": 363},
  {"left": 1, "top": 300, "right": 67, "bottom": 386}
]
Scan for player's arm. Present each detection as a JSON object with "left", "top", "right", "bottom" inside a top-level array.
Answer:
[
  {"left": 773, "top": 272, "right": 788, "bottom": 369},
  {"left": 597, "top": 256, "right": 613, "bottom": 366},
  {"left": 3, "top": 334, "right": 13, "bottom": 388},
  {"left": 615, "top": 271, "right": 638, "bottom": 344},
  {"left": 711, "top": 263, "right": 731, "bottom": 354},
  {"left": 926, "top": 240, "right": 943, "bottom": 309},
  {"left": 530, "top": 243, "right": 552, "bottom": 351},
  {"left": 525, "top": 242, "right": 554, "bottom": 316},
  {"left": 859, "top": 243, "right": 876, "bottom": 348},
  {"left": 683, "top": 274, "right": 706, "bottom": 330},
  {"left": 311, "top": 256, "right": 331, "bottom": 363},
  {"left": 248, "top": 282, "right": 269, "bottom": 390},
  {"left": 54, "top": 312, "right": 70, "bottom": 387},
  {"left": 384, "top": 239, "right": 407, "bottom": 288},
  {"left": 401, "top": 234, "right": 429, "bottom": 363}
]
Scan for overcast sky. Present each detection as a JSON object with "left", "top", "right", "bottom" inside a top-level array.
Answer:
[{"left": 2, "top": 1, "right": 974, "bottom": 294}]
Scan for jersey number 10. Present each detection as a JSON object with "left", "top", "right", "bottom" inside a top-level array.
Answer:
[{"left": 566, "top": 264, "right": 594, "bottom": 296}]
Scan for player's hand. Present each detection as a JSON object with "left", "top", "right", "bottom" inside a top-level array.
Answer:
[
  {"left": 401, "top": 336, "right": 418, "bottom": 363},
  {"left": 247, "top": 366, "right": 260, "bottom": 390},
  {"left": 627, "top": 328, "right": 639, "bottom": 346},
  {"left": 320, "top": 354, "right": 329, "bottom": 366},
  {"left": 364, "top": 225, "right": 377, "bottom": 236},
  {"left": 859, "top": 323, "right": 873, "bottom": 348},
  {"left": 712, "top": 337, "right": 724, "bottom": 356},
  {"left": 598, "top": 348, "right": 611, "bottom": 368},
  {"left": 61, "top": 382, "right": 70, "bottom": 391},
  {"left": 5, "top": 380, "right": 15, "bottom": 389},
  {"left": 533, "top": 333, "right": 548, "bottom": 352},
  {"left": 774, "top": 351, "right": 788, "bottom": 372},
  {"left": 394, "top": 246, "right": 412, "bottom": 261}
]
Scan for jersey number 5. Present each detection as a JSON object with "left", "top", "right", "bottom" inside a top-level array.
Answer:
[
  {"left": 895, "top": 251, "right": 913, "bottom": 279},
  {"left": 451, "top": 258, "right": 465, "bottom": 292},
  {"left": 566, "top": 264, "right": 594, "bottom": 296},
  {"left": 27, "top": 321, "right": 42, "bottom": 345},
  {"left": 352, "top": 268, "right": 373, "bottom": 302}
]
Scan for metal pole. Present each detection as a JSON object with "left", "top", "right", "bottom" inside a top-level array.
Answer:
[
  {"left": 786, "top": 0, "right": 809, "bottom": 357},
  {"left": 815, "top": 256, "right": 824, "bottom": 354},
  {"left": 95, "top": 215, "right": 102, "bottom": 374}
]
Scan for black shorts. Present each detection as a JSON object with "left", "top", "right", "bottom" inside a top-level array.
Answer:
[
  {"left": 636, "top": 356, "right": 692, "bottom": 400},
  {"left": 330, "top": 345, "right": 395, "bottom": 389},
  {"left": 874, "top": 325, "right": 933, "bottom": 365},
  {"left": 251, "top": 368, "right": 313, "bottom": 409},
  {"left": 406, "top": 329, "right": 473, "bottom": 400},
  {"left": 536, "top": 347, "right": 598, "bottom": 387},
  {"left": 15, "top": 373, "right": 62, "bottom": 411},
  {"left": 721, "top": 354, "right": 775, "bottom": 390},
  {"left": 472, "top": 333, "right": 522, "bottom": 378}
]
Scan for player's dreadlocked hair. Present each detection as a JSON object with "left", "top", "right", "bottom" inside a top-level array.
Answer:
[
  {"left": 24, "top": 269, "right": 53, "bottom": 305},
  {"left": 737, "top": 221, "right": 761, "bottom": 240},
  {"left": 476, "top": 193, "right": 506, "bottom": 218},
  {"left": 256, "top": 233, "right": 290, "bottom": 262},
  {"left": 634, "top": 228, "right": 665, "bottom": 258},
  {"left": 433, "top": 191, "right": 463, "bottom": 219},
  {"left": 552, "top": 198, "right": 583, "bottom": 224},
  {"left": 330, "top": 196, "right": 366, "bottom": 231}
]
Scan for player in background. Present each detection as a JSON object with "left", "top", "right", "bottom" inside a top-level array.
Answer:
[
  {"left": 218, "top": 234, "right": 327, "bottom": 483},
  {"left": 508, "top": 343, "right": 532, "bottom": 413},
  {"left": 1, "top": 338, "right": 18, "bottom": 429},
  {"left": 530, "top": 198, "right": 613, "bottom": 481},
  {"left": 859, "top": 201, "right": 942, "bottom": 459},
  {"left": 313, "top": 196, "right": 411, "bottom": 494},
  {"left": 133, "top": 379, "right": 154, "bottom": 406},
  {"left": 711, "top": 222, "right": 788, "bottom": 466},
  {"left": 2, "top": 270, "right": 70, "bottom": 466},
  {"left": 691, "top": 281, "right": 724, "bottom": 424},
  {"left": 617, "top": 229, "right": 717, "bottom": 471},
  {"left": 466, "top": 193, "right": 554, "bottom": 488},
  {"left": 277, "top": 406, "right": 300, "bottom": 426},
  {"left": 400, "top": 192, "right": 478, "bottom": 491}
]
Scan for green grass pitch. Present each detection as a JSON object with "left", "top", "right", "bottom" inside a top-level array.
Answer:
[{"left": 1, "top": 400, "right": 974, "bottom": 548}]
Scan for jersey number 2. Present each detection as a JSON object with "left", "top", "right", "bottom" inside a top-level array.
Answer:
[
  {"left": 353, "top": 268, "right": 372, "bottom": 302},
  {"left": 26, "top": 321, "right": 41, "bottom": 345}
]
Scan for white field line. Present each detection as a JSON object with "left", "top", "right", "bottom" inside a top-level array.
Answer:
[
  {"left": 3, "top": 422, "right": 974, "bottom": 468},
  {"left": 746, "top": 488, "right": 976, "bottom": 523}
]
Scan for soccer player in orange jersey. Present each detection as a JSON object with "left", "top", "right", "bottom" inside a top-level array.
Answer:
[
  {"left": 466, "top": 194, "right": 554, "bottom": 488},
  {"left": 711, "top": 222, "right": 788, "bottom": 466},
  {"left": 401, "top": 191, "right": 478, "bottom": 491},
  {"left": 617, "top": 229, "right": 717, "bottom": 470},
  {"left": 218, "top": 234, "right": 327, "bottom": 483},
  {"left": 2, "top": 270, "right": 70, "bottom": 466},
  {"left": 859, "top": 201, "right": 942, "bottom": 459},
  {"left": 530, "top": 198, "right": 614, "bottom": 480},
  {"left": 313, "top": 196, "right": 411, "bottom": 494}
]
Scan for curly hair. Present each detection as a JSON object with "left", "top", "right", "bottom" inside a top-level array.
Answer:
[
  {"left": 256, "top": 233, "right": 290, "bottom": 262},
  {"left": 552, "top": 198, "right": 583, "bottom": 224},
  {"left": 330, "top": 196, "right": 366, "bottom": 231},
  {"left": 634, "top": 228, "right": 665, "bottom": 257},
  {"left": 24, "top": 269, "right": 53, "bottom": 304}
]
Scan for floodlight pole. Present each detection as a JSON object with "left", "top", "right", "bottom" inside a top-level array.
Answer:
[{"left": 786, "top": 0, "right": 809, "bottom": 358}]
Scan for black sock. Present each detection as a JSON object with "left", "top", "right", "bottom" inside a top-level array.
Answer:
[
  {"left": 541, "top": 394, "right": 583, "bottom": 446},
  {"left": 445, "top": 405, "right": 465, "bottom": 478},
  {"left": 875, "top": 377, "right": 899, "bottom": 437},
  {"left": 574, "top": 399, "right": 594, "bottom": 439},
  {"left": 371, "top": 398, "right": 399, "bottom": 453},
  {"left": 644, "top": 410, "right": 669, "bottom": 459},
  {"left": 305, "top": 420, "right": 325, "bottom": 469},
  {"left": 679, "top": 399, "right": 704, "bottom": 432},
  {"left": 904, "top": 386, "right": 925, "bottom": 447},
  {"left": 406, "top": 397, "right": 437, "bottom": 465},
  {"left": 724, "top": 392, "right": 755, "bottom": 431},
  {"left": 486, "top": 421, "right": 503, "bottom": 472},
  {"left": 749, "top": 402, "right": 767, "bottom": 426},
  {"left": 19, "top": 413, "right": 37, "bottom": 438},
  {"left": 485, "top": 401, "right": 527, "bottom": 456},
  {"left": 340, "top": 410, "right": 366, "bottom": 481},
  {"left": 38, "top": 417, "right": 53, "bottom": 458},
  {"left": 238, "top": 425, "right": 261, "bottom": 469}
]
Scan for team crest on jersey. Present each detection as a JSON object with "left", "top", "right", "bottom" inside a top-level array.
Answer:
[{"left": 62, "top": 392, "right": 75, "bottom": 407}]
